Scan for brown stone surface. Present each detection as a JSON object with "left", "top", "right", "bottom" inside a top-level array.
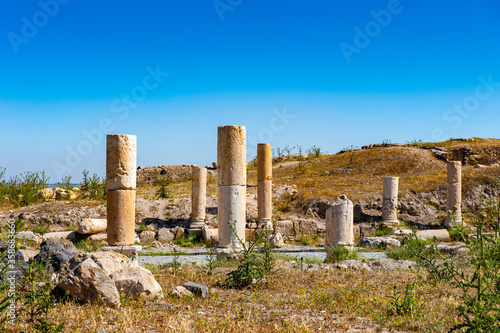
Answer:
[
  {"left": 217, "top": 125, "right": 246, "bottom": 186},
  {"left": 107, "top": 189, "right": 136, "bottom": 246},
  {"left": 106, "top": 134, "right": 137, "bottom": 190}
]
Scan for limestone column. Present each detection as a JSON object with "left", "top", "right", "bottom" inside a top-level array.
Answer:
[
  {"left": 106, "top": 134, "right": 136, "bottom": 246},
  {"left": 381, "top": 176, "right": 400, "bottom": 227},
  {"left": 217, "top": 125, "right": 246, "bottom": 248},
  {"left": 446, "top": 161, "right": 462, "bottom": 227},
  {"left": 190, "top": 166, "right": 207, "bottom": 231},
  {"left": 257, "top": 143, "right": 272, "bottom": 228},
  {"left": 325, "top": 195, "right": 353, "bottom": 255}
]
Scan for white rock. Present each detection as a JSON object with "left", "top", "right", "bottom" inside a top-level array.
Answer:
[
  {"left": 172, "top": 286, "right": 193, "bottom": 298},
  {"left": 77, "top": 218, "right": 107, "bottom": 235},
  {"left": 110, "top": 266, "right": 163, "bottom": 300}
]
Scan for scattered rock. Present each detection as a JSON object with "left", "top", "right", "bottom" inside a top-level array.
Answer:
[
  {"left": 16, "top": 231, "right": 40, "bottom": 243},
  {"left": 360, "top": 237, "right": 401, "bottom": 248},
  {"left": 77, "top": 219, "right": 107, "bottom": 235},
  {"left": 0, "top": 239, "right": 28, "bottom": 284},
  {"left": 416, "top": 229, "right": 450, "bottom": 242},
  {"left": 44, "top": 231, "right": 77, "bottom": 241},
  {"left": 110, "top": 266, "right": 163, "bottom": 300},
  {"left": 34, "top": 238, "right": 81, "bottom": 271},
  {"left": 272, "top": 232, "right": 285, "bottom": 248},
  {"left": 174, "top": 227, "right": 185, "bottom": 240},
  {"left": 425, "top": 243, "right": 470, "bottom": 255},
  {"left": 274, "top": 220, "right": 294, "bottom": 236},
  {"left": 201, "top": 226, "right": 218, "bottom": 242},
  {"left": 172, "top": 286, "right": 193, "bottom": 298},
  {"left": 157, "top": 228, "right": 175, "bottom": 243},
  {"left": 183, "top": 282, "right": 208, "bottom": 298},
  {"left": 88, "top": 233, "right": 107, "bottom": 241},
  {"left": 394, "top": 229, "right": 413, "bottom": 236},
  {"left": 140, "top": 231, "right": 156, "bottom": 243}
]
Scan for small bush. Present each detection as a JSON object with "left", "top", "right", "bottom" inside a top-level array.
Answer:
[
  {"left": 154, "top": 174, "right": 171, "bottom": 200},
  {"left": 80, "top": 170, "right": 106, "bottom": 200},
  {"left": 325, "top": 246, "right": 358, "bottom": 263}
]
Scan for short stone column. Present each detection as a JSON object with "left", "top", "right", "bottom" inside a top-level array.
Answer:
[
  {"left": 446, "top": 161, "right": 462, "bottom": 227},
  {"left": 324, "top": 195, "right": 354, "bottom": 255},
  {"left": 106, "top": 134, "right": 137, "bottom": 246},
  {"left": 257, "top": 143, "right": 272, "bottom": 229},
  {"left": 217, "top": 125, "right": 246, "bottom": 248},
  {"left": 381, "top": 176, "right": 400, "bottom": 227},
  {"left": 189, "top": 166, "right": 207, "bottom": 234}
]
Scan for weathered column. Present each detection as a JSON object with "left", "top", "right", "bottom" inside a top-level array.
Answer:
[
  {"left": 189, "top": 166, "right": 207, "bottom": 233},
  {"left": 217, "top": 125, "right": 246, "bottom": 248},
  {"left": 324, "top": 195, "right": 354, "bottom": 255},
  {"left": 257, "top": 143, "right": 272, "bottom": 228},
  {"left": 381, "top": 176, "right": 400, "bottom": 227},
  {"left": 106, "top": 134, "right": 137, "bottom": 246},
  {"left": 446, "top": 161, "right": 462, "bottom": 227}
]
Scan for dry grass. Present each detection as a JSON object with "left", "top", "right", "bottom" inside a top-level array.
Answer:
[{"left": 5, "top": 263, "right": 462, "bottom": 333}]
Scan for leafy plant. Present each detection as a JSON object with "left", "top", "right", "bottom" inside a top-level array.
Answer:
[
  {"left": 283, "top": 145, "right": 295, "bottom": 157},
  {"left": 3, "top": 171, "right": 49, "bottom": 207},
  {"left": 307, "top": 145, "right": 322, "bottom": 158},
  {"left": 55, "top": 175, "right": 73, "bottom": 200},
  {"left": 154, "top": 174, "right": 171, "bottom": 200},
  {"left": 325, "top": 246, "right": 358, "bottom": 263},
  {"left": 387, "top": 282, "right": 418, "bottom": 316},
  {"left": 80, "top": 170, "right": 106, "bottom": 200},
  {"left": 173, "top": 234, "right": 203, "bottom": 248}
]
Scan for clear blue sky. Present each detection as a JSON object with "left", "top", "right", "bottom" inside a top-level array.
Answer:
[{"left": 1, "top": 0, "right": 499, "bottom": 182}]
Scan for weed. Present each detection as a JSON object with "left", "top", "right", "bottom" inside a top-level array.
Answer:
[
  {"left": 173, "top": 234, "right": 203, "bottom": 248},
  {"left": 154, "top": 174, "right": 171, "bottom": 200},
  {"left": 80, "top": 170, "right": 106, "bottom": 200},
  {"left": 2, "top": 171, "right": 49, "bottom": 207},
  {"left": 325, "top": 246, "right": 359, "bottom": 263},
  {"left": 283, "top": 145, "right": 295, "bottom": 157},
  {"left": 307, "top": 145, "right": 322, "bottom": 158},
  {"left": 387, "top": 282, "right": 418, "bottom": 316}
]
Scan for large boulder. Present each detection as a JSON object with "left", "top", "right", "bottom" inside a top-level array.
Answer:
[
  {"left": 157, "top": 228, "right": 174, "bottom": 243},
  {"left": 77, "top": 219, "right": 107, "bottom": 235},
  {"left": 54, "top": 251, "right": 162, "bottom": 306},
  {"left": 56, "top": 256, "right": 121, "bottom": 306},
  {"left": 0, "top": 239, "right": 28, "bottom": 285},
  {"left": 416, "top": 229, "right": 450, "bottom": 242},
  {"left": 274, "top": 220, "right": 294, "bottom": 236},
  {"left": 110, "top": 266, "right": 162, "bottom": 300},
  {"left": 140, "top": 231, "right": 156, "bottom": 243},
  {"left": 35, "top": 238, "right": 81, "bottom": 271}
]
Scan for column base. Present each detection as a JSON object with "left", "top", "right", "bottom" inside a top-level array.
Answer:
[
  {"left": 381, "top": 219, "right": 400, "bottom": 228},
  {"left": 187, "top": 228, "right": 203, "bottom": 238}
]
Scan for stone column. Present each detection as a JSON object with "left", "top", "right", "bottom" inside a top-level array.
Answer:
[
  {"left": 106, "top": 134, "right": 137, "bottom": 246},
  {"left": 257, "top": 143, "right": 272, "bottom": 228},
  {"left": 217, "top": 125, "right": 246, "bottom": 248},
  {"left": 446, "top": 161, "right": 462, "bottom": 227},
  {"left": 381, "top": 176, "right": 400, "bottom": 227},
  {"left": 325, "top": 195, "right": 354, "bottom": 255},
  {"left": 189, "top": 166, "right": 207, "bottom": 233}
]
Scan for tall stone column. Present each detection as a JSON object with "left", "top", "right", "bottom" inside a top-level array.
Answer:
[
  {"left": 189, "top": 166, "right": 207, "bottom": 233},
  {"left": 381, "top": 176, "right": 400, "bottom": 227},
  {"left": 217, "top": 125, "right": 246, "bottom": 248},
  {"left": 257, "top": 143, "right": 272, "bottom": 228},
  {"left": 446, "top": 161, "right": 462, "bottom": 227},
  {"left": 106, "top": 134, "right": 137, "bottom": 246},
  {"left": 324, "top": 195, "right": 354, "bottom": 255}
]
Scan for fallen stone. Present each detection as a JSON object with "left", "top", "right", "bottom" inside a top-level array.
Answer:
[
  {"left": 34, "top": 238, "right": 81, "bottom": 271},
  {"left": 77, "top": 218, "right": 107, "bottom": 235},
  {"left": 174, "top": 227, "right": 185, "bottom": 240},
  {"left": 359, "top": 237, "right": 401, "bottom": 248},
  {"left": 157, "top": 228, "right": 175, "bottom": 243},
  {"left": 424, "top": 243, "right": 470, "bottom": 255},
  {"left": 88, "top": 233, "right": 107, "bottom": 241},
  {"left": 0, "top": 239, "right": 28, "bottom": 285},
  {"left": 110, "top": 266, "right": 163, "bottom": 300},
  {"left": 85, "top": 251, "right": 137, "bottom": 275},
  {"left": 394, "top": 229, "right": 413, "bottom": 236},
  {"left": 44, "top": 231, "right": 77, "bottom": 241},
  {"left": 56, "top": 256, "right": 121, "bottom": 306},
  {"left": 274, "top": 220, "right": 294, "bottom": 236},
  {"left": 172, "top": 286, "right": 193, "bottom": 298},
  {"left": 16, "top": 231, "right": 41, "bottom": 243},
  {"left": 183, "top": 282, "right": 208, "bottom": 298},
  {"left": 272, "top": 232, "right": 285, "bottom": 248},
  {"left": 416, "top": 229, "right": 450, "bottom": 242},
  {"left": 140, "top": 231, "right": 156, "bottom": 243},
  {"left": 201, "top": 226, "right": 218, "bottom": 242}
]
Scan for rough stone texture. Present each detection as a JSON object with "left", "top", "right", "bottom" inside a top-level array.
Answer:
[
  {"left": 110, "top": 266, "right": 163, "bottom": 300},
  {"left": 452, "top": 147, "right": 471, "bottom": 165},
  {"left": 107, "top": 189, "right": 136, "bottom": 246},
  {"left": 78, "top": 218, "right": 107, "bottom": 235},
  {"left": 157, "top": 228, "right": 174, "bottom": 243},
  {"left": 217, "top": 125, "right": 246, "bottom": 186},
  {"left": 139, "top": 231, "right": 156, "bottom": 243},
  {"left": 333, "top": 259, "right": 417, "bottom": 271},
  {"left": 416, "top": 229, "right": 450, "bottom": 242},
  {"left": 446, "top": 161, "right": 462, "bottom": 227},
  {"left": 34, "top": 238, "right": 81, "bottom": 271},
  {"left": 100, "top": 246, "right": 142, "bottom": 258},
  {"left": 88, "top": 233, "right": 108, "bottom": 241},
  {"left": 190, "top": 166, "right": 207, "bottom": 228},
  {"left": 359, "top": 237, "right": 401, "bottom": 248},
  {"left": 274, "top": 220, "right": 294, "bottom": 236},
  {"left": 272, "top": 232, "right": 285, "bottom": 248},
  {"left": 16, "top": 231, "right": 40, "bottom": 243},
  {"left": 172, "top": 286, "right": 193, "bottom": 298},
  {"left": 394, "top": 229, "right": 413, "bottom": 236},
  {"left": 257, "top": 143, "right": 272, "bottom": 226},
  {"left": 382, "top": 177, "right": 399, "bottom": 226},
  {"left": 44, "top": 231, "right": 77, "bottom": 240},
  {"left": 424, "top": 243, "right": 470, "bottom": 255},
  {"left": 183, "top": 282, "right": 208, "bottom": 298},
  {"left": 106, "top": 134, "right": 137, "bottom": 191},
  {"left": 201, "top": 226, "right": 218, "bottom": 243},
  {"left": 56, "top": 256, "right": 121, "bottom": 306},
  {"left": 325, "top": 195, "right": 354, "bottom": 247},
  {"left": 217, "top": 185, "right": 246, "bottom": 248},
  {"left": 0, "top": 239, "right": 29, "bottom": 285}
]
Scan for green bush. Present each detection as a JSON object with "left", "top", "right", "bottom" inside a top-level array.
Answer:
[
  {"left": 79, "top": 170, "right": 106, "bottom": 200},
  {"left": 325, "top": 246, "right": 359, "bottom": 263},
  {"left": 1, "top": 170, "right": 49, "bottom": 207}
]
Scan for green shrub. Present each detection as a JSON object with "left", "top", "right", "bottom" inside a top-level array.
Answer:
[
  {"left": 154, "top": 174, "right": 171, "bottom": 200},
  {"left": 80, "top": 170, "right": 106, "bottom": 200},
  {"left": 2, "top": 170, "right": 49, "bottom": 207},
  {"left": 325, "top": 246, "right": 359, "bottom": 263}
]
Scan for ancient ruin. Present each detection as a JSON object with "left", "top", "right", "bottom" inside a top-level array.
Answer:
[
  {"left": 217, "top": 125, "right": 247, "bottom": 248},
  {"left": 324, "top": 195, "right": 354, "bottom": 255},
  {"left": 381, "top": 176, "right": 400, "bottom": 227},
  {"left": 446, "top": 160, "right": 462, "bottom": 227},
  {"left": 189, "top": 165, "right": 207, "bottom": 235},
  {"left": 257, "top": 143, "right": 272, "bottom": 228}
]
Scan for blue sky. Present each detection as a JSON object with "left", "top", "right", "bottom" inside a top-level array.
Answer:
[{"left": 1, "top": 0, "right": 499, "bottom": 182}]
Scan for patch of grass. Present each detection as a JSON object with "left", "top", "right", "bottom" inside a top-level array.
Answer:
[
  {"left": 172, "top": 234, "right": 203, "bottom": 248},
  {"left": 325, "top": 246, "right": 359, "bottom": 263}
]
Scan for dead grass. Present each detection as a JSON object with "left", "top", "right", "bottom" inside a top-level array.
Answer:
[{"left": 4, "top": 263, "right": 462, "bottom": 332}]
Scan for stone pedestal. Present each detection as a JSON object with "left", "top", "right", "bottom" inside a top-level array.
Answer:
[
  {"left": 257, "top": 143, "right": 272, "bottom": 228},
  {"left": 381, "top": 176, "right": 400, "bottom": 227},
  {"left": 190, "top": 166, "right": 207, "bottom": 231},
  {"left": 217, "top": 125, "right": 246, "bottom": 248},
  {"left": 325, "top": 195, "right": 354, "bottom": 255},
  {"left": 446, "top": 161, "right": 462, "bottom": 227},
  {"left": 106, "top": 134, "right": 137, "bottom": 246}
]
